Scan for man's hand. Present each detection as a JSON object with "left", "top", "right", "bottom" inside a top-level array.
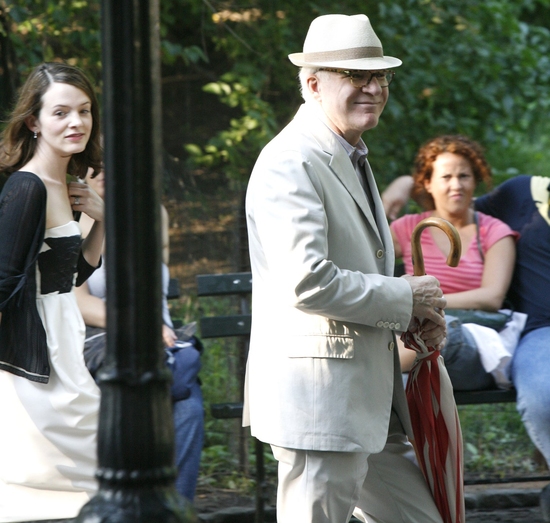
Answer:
[
  {"left": 410, "top": 316, "right": 447, "bottom": 350},
  {"left": 402, "top": 274, "right": 447, "bottom": 348}
]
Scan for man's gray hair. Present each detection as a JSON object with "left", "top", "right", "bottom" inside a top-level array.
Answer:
[{"left": 298, "top": 67, "right": 319, "bottom": 102}]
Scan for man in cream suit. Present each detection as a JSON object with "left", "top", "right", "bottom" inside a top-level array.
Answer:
[{"left": 244, "top": 14, "right": 446, "bottom": 523}]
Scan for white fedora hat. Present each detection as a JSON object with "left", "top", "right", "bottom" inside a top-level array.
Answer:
[{"left": 288, "top": 14, "right": 402, "bottom": 70}]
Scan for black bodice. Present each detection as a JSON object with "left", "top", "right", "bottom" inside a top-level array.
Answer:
[{"left": 37, "top": 235, "right": 82, "bottom": 295}]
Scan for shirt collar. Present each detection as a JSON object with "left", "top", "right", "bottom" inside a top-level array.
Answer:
[
  {"left": 332, "top": 133, "right": 369, "bottom": 168},
  {"left": 332, "top": 131, "right": 366, "bottom": 152}
]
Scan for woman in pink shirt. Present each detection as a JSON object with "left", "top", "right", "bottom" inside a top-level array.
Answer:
[{"left": 391, "top": 135, "right": 518, "bottom": 390}]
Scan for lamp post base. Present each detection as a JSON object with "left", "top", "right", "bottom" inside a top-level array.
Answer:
[{"left": 75, "top": 485, "right": 197, "bottom": 523}]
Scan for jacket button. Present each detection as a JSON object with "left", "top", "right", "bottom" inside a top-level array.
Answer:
[
  {"left": 376, "top": 249, "right": 384, "bottom": 259},
  {"left": 389, "top": 322, "right": 396, "bottom": 329},
  {"left": 383, "top": 322, "right": 390, "bottom": 328},
  {"left": 376, "top": 320, "right": 384, "bottom": 328},
  {"left": 388, "top": 341, "right": 395, "bottom": 351},
  {"left": 395, "top": 323, "right": 401, "bottom": 330}
]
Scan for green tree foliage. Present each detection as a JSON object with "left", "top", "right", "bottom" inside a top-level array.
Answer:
[
  {"left": 182, "top": 0, "right": 550, "bottom": 185},
  {"left": 2, "top": 1, "right": 549, "bottom": 184},
  {"left": 374, "top": 0, "right": 550, "bottom": 178},
  {"left": 0, "top": 1, "right": 206, "bottom": 118},
  {"left": 0, "top": 0, "right": 101, "bottom": 117},
  {"left": 185, "top": 71, "right": 278, "bottom": 181}
]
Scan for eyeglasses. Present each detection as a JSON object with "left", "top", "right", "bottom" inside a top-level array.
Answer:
[{"left": 317, "top": 69, "right": 395, "bottom": 88}]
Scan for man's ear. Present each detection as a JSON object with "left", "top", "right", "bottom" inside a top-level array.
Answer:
[{"left": 307, "top": 75, "right": 321, "bottom": 102}]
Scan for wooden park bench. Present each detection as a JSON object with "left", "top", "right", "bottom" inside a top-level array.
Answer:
[
  {"left": 196, "top": 272, "right": 268, "bottom": 523},
  {"left": 196, "top": 271, "right": 548, "bottom": 506},
  {"left": 167, "top": 277, "right": 181, "bottom": 300}
]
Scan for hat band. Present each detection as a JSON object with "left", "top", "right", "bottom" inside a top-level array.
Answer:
[{"left": 302, "top": 46, "right": 383, "bottom": 63}]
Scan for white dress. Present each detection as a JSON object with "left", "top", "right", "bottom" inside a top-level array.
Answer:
[{"left": 0, "top": 221, "right": 100, "bottom": 522}]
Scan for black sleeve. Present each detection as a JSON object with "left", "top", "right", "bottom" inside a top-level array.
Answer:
[
  {"left": 0, "top": 173, "right": 46, "bottom": 308},
  {"left": 75, "top": 252, "right": 102, "bottom": 287},
  {"left": 474, "top": 176, "right": 528, "bottom": 220},
  {"left": 475, "top": 189, "right": 500, "bottom": 217}
]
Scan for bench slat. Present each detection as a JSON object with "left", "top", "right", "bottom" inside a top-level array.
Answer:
[
  {"left": 195, "top": 271, "right": 260, "bottom": 520},
  {"left": 196, "top": 272, "right": 252, "bottom": 296},
  {"left": 167, "top": 277, "right": 180, "bottom": 300},
  {"left": 211, "top": 402, "right": 244, "bottom": 419},
  {"left": 454, "top": 388, "right": 516, "bottom": 405},
  {"left": 209, "top": 389, "right": 518, "bottom": 422},
  {"left": 199, "top": 314, "right": 251, "bottom": 338}
]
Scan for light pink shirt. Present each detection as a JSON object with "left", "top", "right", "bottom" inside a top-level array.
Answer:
[{"left": 391, "top": 211, "right": 519, "bottom": 294}]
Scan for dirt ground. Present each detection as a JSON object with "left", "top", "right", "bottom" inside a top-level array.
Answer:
[
  {"left": 466, "top": 507, "right": 544, "bottom": 522},
  {"left": 165, "top": 197, "right": 237, "bottom": 291},
  {"left": 193, "top": 485, "right": 256, "bottom": 513},
  {"left": 193, "top": 496, "right": 546, "bottom": 523},
  {"left": 164, "top": 181, "right": 248, "bottom": 295},
  {"left": 191, "top": 481, "right": 550, "bottom": 522}
]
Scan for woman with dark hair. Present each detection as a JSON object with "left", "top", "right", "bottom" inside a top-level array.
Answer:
[
  {"left": 0, "top": 62, "right": 104, "bottom": 521},
  {"left": 391, "top": 135, "right": 519, "bottom": 390}
]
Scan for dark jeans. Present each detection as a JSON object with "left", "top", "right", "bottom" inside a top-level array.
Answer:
[
  {"left": 173, "top": 380, "right": 204, "bottom": 500},
  {"left": 440, "top": 315, "right": 496, "bottom": 391}
]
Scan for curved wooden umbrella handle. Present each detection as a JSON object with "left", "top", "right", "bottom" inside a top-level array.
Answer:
[{"left": 411, "top": 217, "right": 461, "bottom": 276}]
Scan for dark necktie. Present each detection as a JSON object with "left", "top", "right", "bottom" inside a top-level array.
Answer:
[{"left": 355, "top": 153, "right": 376, "bottom": 217}]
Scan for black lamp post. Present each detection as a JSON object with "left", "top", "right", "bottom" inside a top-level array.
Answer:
[{"left": 75, "top": 0, "right": 196, "bottom": 521}]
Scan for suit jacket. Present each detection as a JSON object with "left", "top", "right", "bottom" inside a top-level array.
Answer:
[{"left": 244, "top": 103, "right": 414, "bottom": 453}]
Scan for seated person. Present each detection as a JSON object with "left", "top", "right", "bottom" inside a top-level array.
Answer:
[
  {"left": 384, "top": 166, "right": 550, "bottom": 520},
  {"left": 75, "top": 169, "right": 204, "bottom": 501},
  {"left": 389, "top": 135, "right": 519, "bottom": 390}
]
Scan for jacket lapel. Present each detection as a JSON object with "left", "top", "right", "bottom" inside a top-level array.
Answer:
[
  {"left": 363, "top": 160, "right": 396, "bottom": 276},
  {"left": 294, "top": 105, "right": 381, "bottom": 240}
]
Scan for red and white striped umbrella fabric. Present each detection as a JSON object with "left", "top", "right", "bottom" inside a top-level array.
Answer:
[{"left": 402, "top": 217, "right": 465, "bottom": 523}]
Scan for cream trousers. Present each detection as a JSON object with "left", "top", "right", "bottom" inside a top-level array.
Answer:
[{"left": 271, "top": 411, "right": 443, "bottom": 523}]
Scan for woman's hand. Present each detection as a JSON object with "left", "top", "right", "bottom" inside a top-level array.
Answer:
[
  {"left": 163, "top": 324, "right": 178, "bottom": 348},
  {"left": 68, "top": 181, "right": 104, "bottom": 222},
  {"left": 382, "top": 175, "right": 414, "bottom": 221},
  {"left": 70, "top": 180, "right": 105, "bottom": 267}
]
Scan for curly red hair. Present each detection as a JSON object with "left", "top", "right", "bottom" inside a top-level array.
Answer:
[{"left": 412, "top": 135, "right": 492, "bottom": 210}]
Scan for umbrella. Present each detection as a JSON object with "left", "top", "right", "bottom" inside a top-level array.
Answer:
[{"left": 401, "top": 216, "right": 465, "bottom": 523}]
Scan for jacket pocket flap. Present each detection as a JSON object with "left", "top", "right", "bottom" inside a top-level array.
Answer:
[{"left": 287, "top": 335, "right": 354, "bottom": 359}]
